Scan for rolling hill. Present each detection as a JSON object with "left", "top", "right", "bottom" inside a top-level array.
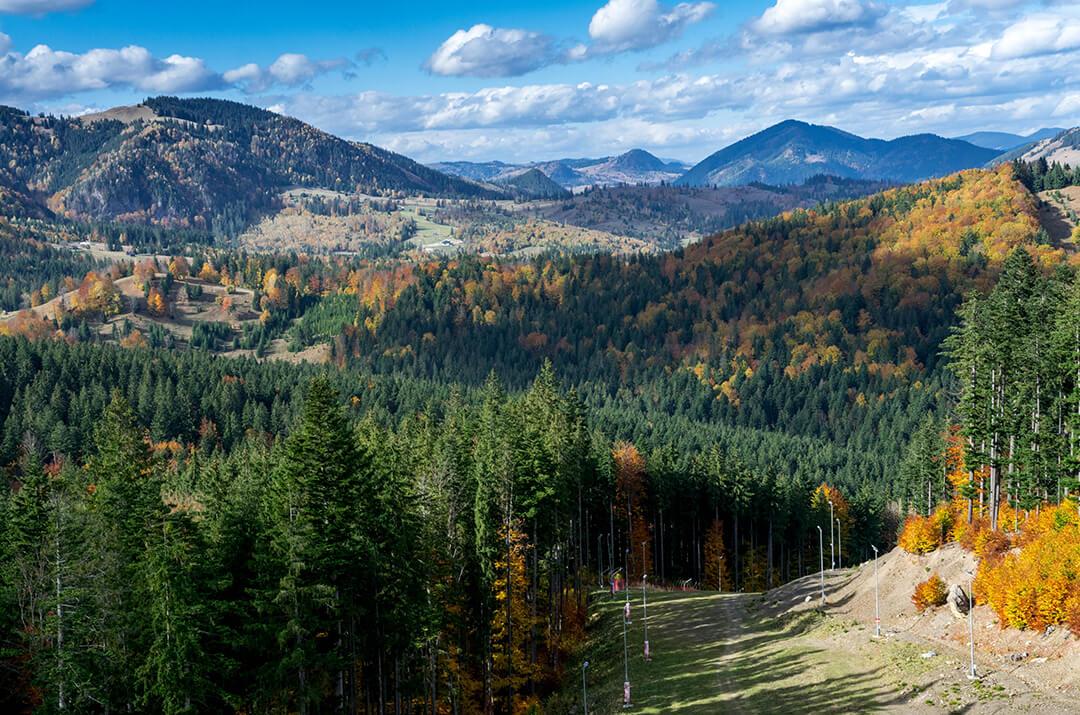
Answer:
[
  {"left": 0, "top": 97, "right": 503, "bottom": 237},
  {"left": 676, "top": 120, "right": 999, "bottom": 187},
  {"left": 498, "top": 168, "right": 571, "bottom": 198}
]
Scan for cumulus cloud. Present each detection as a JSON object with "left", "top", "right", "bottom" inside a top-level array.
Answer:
[
  {"left": 0, "top": 0, "right": 92, "bottom": 14},
  {"left": 423, "top": 24, "right": 562, "bottom": 77},
  {"left": 0, "top": 44, "right": 220, "bottom": 99},
  {"left": 751, "top": 0, "right": 886, "bottom": 36},
  {"left": 224, "top": 53, "right": 351, "bottom": 92},
  {"left": 588, "top": 0, "right": 715, "bottom": 52},
  {"left": 991, "top": 15, "right": 1080, "bottom": 59}
]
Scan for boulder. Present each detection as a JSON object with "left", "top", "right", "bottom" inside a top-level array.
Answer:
[{"left": 948, "top": 584, "right": 970, "bottom": 619}]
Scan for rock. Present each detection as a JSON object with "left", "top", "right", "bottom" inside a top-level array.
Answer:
[
  {"left": 804, "top": 595, "right": 812, "bottom": 603},
  {"left": 1032, "top": 657, "right": 1047, "bottom": 663},
  {"left": 947, "top": 584, "right": 970, "bottom": 619},
  {"left": 1008, "top": 652, "right": 1029, "bottom": 662},
  {"left": 920, "top": 651, "right": 937, "bottom": 659}
]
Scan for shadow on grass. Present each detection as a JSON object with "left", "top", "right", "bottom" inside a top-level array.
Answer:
[{"left": 559, "top": 588, "right": 909, "bottom": 715}]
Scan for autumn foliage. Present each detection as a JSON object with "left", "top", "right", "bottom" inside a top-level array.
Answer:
[
  {"left": 912, "top": 573, "right": 949, "bottom": 611},
  {"left": 614, "top": 442, "right": 653, "bottom": 581},
  {"left": 898, "top": 505, "right": 955, "bottom": 554},
  {"left": 974, "top": 502, "right": 1080, "bottom": 631}
]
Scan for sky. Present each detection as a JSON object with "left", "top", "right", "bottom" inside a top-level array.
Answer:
[{"left": 2, "top": 0, "right": 1079, "bottom": 163}]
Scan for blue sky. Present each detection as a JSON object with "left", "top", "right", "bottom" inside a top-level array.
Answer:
[{"left": 3, "top": 0, "right": 1079, "bottom": 163}]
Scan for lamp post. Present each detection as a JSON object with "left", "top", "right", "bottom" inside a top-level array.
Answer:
[
  {"left": 718, "top": 554, "right": 724, "bottom": 592},
  {"left": 642, "top": 541, "right": 650, "bottom": 661},
  {"left": 582, "top": 661, "right": 589, "bottom": 715},
  {"left": 598, "top": 534, "right": 604, "bottom": 589},
  {"left": 642, "top": 570, "right": 650, "bottom": 661},
  {"left": 836, "top": 518, "right": 842, "bottom": 569},
  {"left": 828, "top": 500, "right": 835, "bottom": 570},
  {"left": 816, "top": 525, "right": 825, "bottom": 607},
  {"left": 871, "top": 544, "right": 880, "bottom": 637},
  {"left": 622, "top": 563, "right": 631, "bottom": 708},
  {"left": 624, "top": 549, "right": 631, "bottom": 622},
  {"left": 964, "top": 568, "right": 977, "bottom": 680}
]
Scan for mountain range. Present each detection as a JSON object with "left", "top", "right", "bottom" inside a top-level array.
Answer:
[
  {"left": 954, "top": 128, "right": 1063, "bottom": 151},
  {"left": 675, "top": 120, "right": 1001, "bottom": 187},
  {"left": 431, "top": 149, "right": 688, "bottom": 191},
  {"left": 0, "top": 97, "right": 503, "bottom": 235},
  {"left": 438, "top": 121, "right": 1057, "bottom": 191},
  {"left": 0, "top": 95, "right": 1068, "bottom": 241}
]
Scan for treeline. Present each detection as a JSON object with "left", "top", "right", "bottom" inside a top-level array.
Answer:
[
  {"left": 0, "top": 349, "right": 889, "bottom": 713},
  {"left": 1012, "top": 157, "right": 1080, "bottom": 193},
  {"left": 941, "top": 246, "right": 1080, "bottom": 529}
]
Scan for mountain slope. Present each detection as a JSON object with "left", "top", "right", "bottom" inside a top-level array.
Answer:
[
  {"left": 992, "top": 127, "right": 1080, "bottom": 167},
  {"left": 498, "top": 168, "right": 571, "bottom": 199},
  {"left": 0, "top": 97, "right": 503, "bottom": 236},
  {"left": 677, "top": 120, "right": 999, "bottom": 187}
]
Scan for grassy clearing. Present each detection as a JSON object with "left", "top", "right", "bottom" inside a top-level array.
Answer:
[{"left": 551, "top": 588, "right": 904, "bottom": 714}]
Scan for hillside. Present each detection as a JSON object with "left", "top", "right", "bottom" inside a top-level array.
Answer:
[
  {"left": 551, "top": 546, "right": 1076, "bottom": 714},
  {"left": 677, "top": 120, "right": 999, "bottom": 187},
  {"left": 498, "top": 167, "right": 570, "bottom": 198},
  {"left": 0, "top": 97, "right": 503, "bottom": 237},
  {"left": 287, "top": 165, "right": 1060, "bottom": 488},
  {"left": 533, "top": 175, "right": 896, "bottom": 247},
  {"left": 993, "top": 126, "right": 1080, "bottom": 166}
]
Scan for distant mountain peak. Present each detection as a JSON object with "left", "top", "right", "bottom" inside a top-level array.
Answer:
[{"left": 677, "top": 120, "right": 998, "bottom": 187}]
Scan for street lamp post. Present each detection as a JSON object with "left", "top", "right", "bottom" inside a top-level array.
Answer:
[
  {"left": 598, "top": 534, "right": 604, "bottom": 588},
  {"left": 582, "top": 661, "right": 590, "bottom": 715},
  {"left": 718, "top": 554, "right": 724, "bottom": 592},
  {"left": 642, "top": 571, "right": 650, "bottom": 661},
  {"left": 642, "top": 541, "right": 650, "bottom": 661},
  {"left": 816, "top": 525, "right": 825, "bottom": 607},
  {"left": 624, "top": 549, "right": 631, "bottom": 622},
  {"left": 828, "top": 500, "right": 835, "bottom": 570},
  {"left": 964, "top": 568, "right": 977, "bottom": 680},
  {"left": 836, "top": 518, "right": 842, "bottom": 569},
  {"left": 622, "top": 565, "right": 631, "bottom": 708},
  {"left": 871, "top": 545, "right": 880, "bottom": 637}
]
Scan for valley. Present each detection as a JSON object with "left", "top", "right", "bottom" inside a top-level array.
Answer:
[{"left": 0, "top": 86, "right": 1079, "bottom": 714}]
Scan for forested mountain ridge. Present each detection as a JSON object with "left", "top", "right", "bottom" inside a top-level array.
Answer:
[
  {"left": 677, "top": 119, "right": 1000, "bottom": 187},
  {"left": 0, "top": 97, "right": 503, "bottom": 237},
  {"left": 274, "top": 165, "right": 1061, "bottom": 488},
  {"left": 313, "top": 165, "right": 1057, "bottom": 385}
]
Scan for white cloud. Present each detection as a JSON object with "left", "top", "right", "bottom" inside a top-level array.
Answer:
[
  {"left": 423, "top": 24, "right": 561, "bottom": 77},
  {"left": 588, "top": 0, "right": 716, "bottom": 52},
  {"left": 991, "top": 15, "right": 1080, "bottom": 59},
  {"left": 224, "top": 53, "right": 350, "bottom": 92},
  {"left": 751, "top": 0, "right": 886, "bottom": 36},
  {"left": 0, "top": 44, "right": 219, "bottom": 98},
  {"left": 0, "top": 0, "right": 92, "bottom": 14}
]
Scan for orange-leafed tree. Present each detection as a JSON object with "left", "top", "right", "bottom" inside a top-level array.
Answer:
[
  {"left": 811, "top": 483, "right": 850, "bottom": 565},
  {"left": 168, "top": 255, "right": 190, "bottom": 280},
  {"left": 702, "top": 519, "right": 729, "bottom": 590},
  {"left": 490, "top": 523, "right": 540, "bottom": 715},
  {"left": 198, "top": 261, "right": 220, "bottom": 283},
  {"left": 614, "top": 441, "right": 652, "bottom": 581},
  {"left": 147, "top": 286, "right": 168, "bottom": 316},
  {"left": 133, "top": 259, "right": 157, "bottom": 290}
]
